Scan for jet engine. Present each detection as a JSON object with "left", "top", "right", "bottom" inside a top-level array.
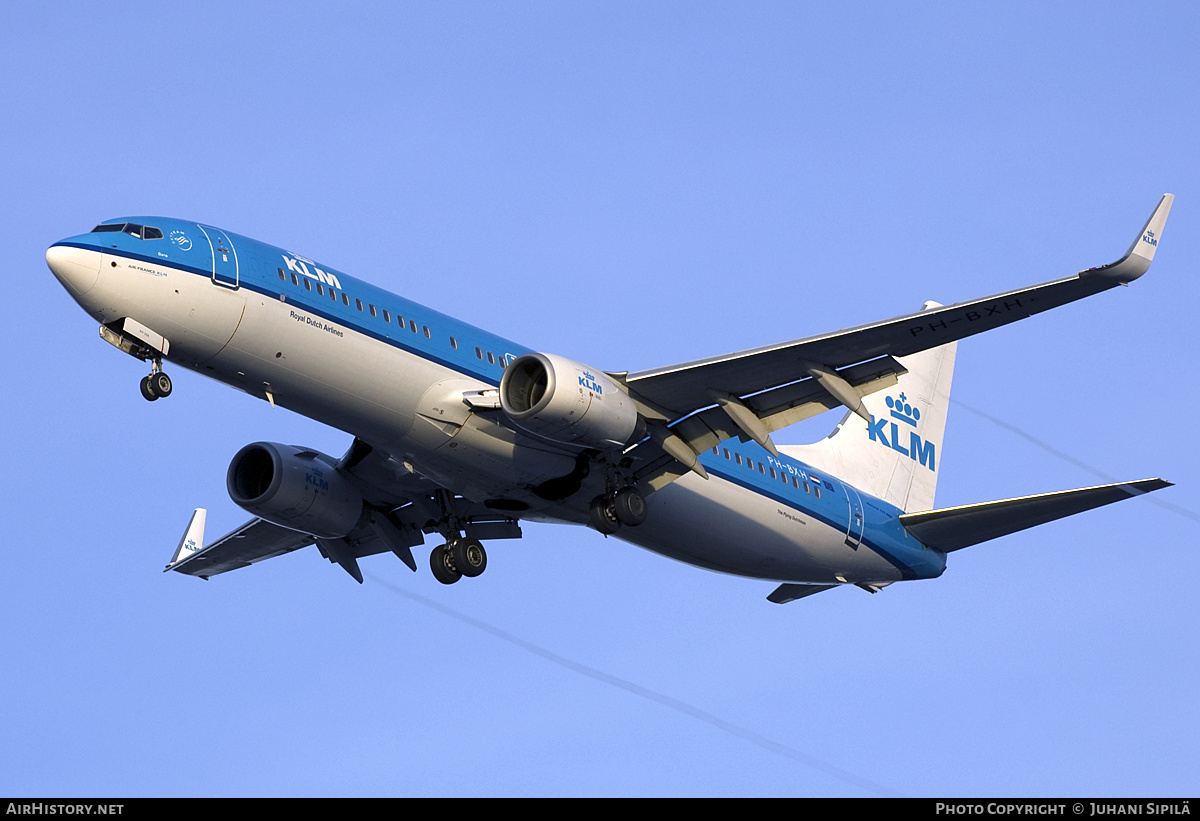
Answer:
[
  {"left": 226, "top": 442, "right": 364, "bottom": 538},
  {"left": 499, "top": 352, "right": 641, "bottom": 449}
]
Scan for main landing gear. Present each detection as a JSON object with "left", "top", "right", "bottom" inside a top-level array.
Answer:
[
  {"left": 429, "top": 537, "right": 488, "bottom": 585},
  {"left": 588, "top": 487, "right": 647, "bottom": 535},
  {"left": 139, "top": 358, "right": 172, "bottom": 402}
]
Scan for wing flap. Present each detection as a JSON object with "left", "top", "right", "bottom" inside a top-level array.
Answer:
[
  {"left": 899, "top": 479, "right": 1172, "bottom": 553},
  {"left": 630, "top": 356, "right": 905, "bottom": 491}
]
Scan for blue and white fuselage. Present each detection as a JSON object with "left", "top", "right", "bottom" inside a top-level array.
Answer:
[{"left": 46, "top": 201, "right": 1172, "bottom": 600}]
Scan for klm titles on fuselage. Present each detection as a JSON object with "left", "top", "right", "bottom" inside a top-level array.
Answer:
[
  {"left": 289, "top": 310, "right": 344, "bottom": 338},
  {"left": 867, "top": 393, "right": 936, "bottom": 470},
  {"left": 281, "top": 253, "right": 343, "bottom": 290}
]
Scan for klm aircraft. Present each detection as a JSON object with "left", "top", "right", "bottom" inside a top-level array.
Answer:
[{"left": 46, "top": 196, "right": 1174, "bottom": 603}]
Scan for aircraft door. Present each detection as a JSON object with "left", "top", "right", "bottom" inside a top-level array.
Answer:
[
  {"left": 843, "top": 483, "right": 865, "bottom": 549},
  {"left": 199, "top": 225, "right": 239, "bottom": 288}
]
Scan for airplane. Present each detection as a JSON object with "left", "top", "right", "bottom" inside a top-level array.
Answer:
[{"left": 46, "top": 195, "right": 1174, "bottom": 603}]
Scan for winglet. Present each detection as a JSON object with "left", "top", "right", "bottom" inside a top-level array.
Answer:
[
  {"left": 166, "top": 508, "right": 207, "bottom": 571},
  {"left": 1085, "top": 193, "right": 1173, "bottom": 283}
]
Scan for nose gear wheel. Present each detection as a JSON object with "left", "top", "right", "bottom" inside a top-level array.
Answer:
[{"left": 139, "top": 357, "right": 172, "bottom": 401}]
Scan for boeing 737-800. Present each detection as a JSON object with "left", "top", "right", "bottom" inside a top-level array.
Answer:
[{"left": 46, "top": 196, "right": 1173, "bottom": 602}]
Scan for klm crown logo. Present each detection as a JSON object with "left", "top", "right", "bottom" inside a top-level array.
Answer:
[
  {"left": 886, "top": 393, "right": 921, "bottom": 426},
  {"left": 867, "top": 392, "right": 936, "bottom": 470},
  {"left": 1143, "top": 230, "right": 1158, "bottom": 247}
]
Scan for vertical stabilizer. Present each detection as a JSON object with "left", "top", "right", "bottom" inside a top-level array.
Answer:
[{"left": 780, "top": 304, "right": 956, "bottom": 513}]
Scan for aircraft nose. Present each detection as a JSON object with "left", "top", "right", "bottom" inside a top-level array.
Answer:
[{"left": 47, "top": 243, "right": 102, "bottom": 297}]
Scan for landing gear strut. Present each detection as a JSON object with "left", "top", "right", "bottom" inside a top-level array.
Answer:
[{"left": 139, "top": 358, "right": 172, "bottom": 401}]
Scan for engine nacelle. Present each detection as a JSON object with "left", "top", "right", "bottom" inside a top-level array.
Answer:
[
  {"left": 226, "top": 442, "right": 364, "bottom": 538},
  {"left": 499, "top": 352, "right": 641, "bottom": 449}
]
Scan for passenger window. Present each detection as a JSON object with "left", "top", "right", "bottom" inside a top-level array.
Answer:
[
  {"left": 316, "top": 283, "right": 324, "bottom": 296},
  {"left": 735, "top": 453, "right": 742, "bottom": 466},
  {"left": 759, "top": 464, "right": 766, "bottom": 474},
  {"left": 369, "top": 304, "right": 377, "bottom": 317},
  {"left": 278, "top": 268, "right": 285, "bottom": 281},
  {"left": 383, "top": 310, "right": 391, "bottom": 323},
  {"left": 409, "top": 320, "right": 417, "bottom": 333},
  {"left": 723, "top": 448, "right": 731, "bottom": 460},
  {"left": 291, "top": 273, "right": 299, "bottom": 286},
  {"left": 355, "top": 299, "right": 363, "bottom": 311},
  {"left": 342, "top": 293, "right": 350, "bottom": 306},
  {"left": 475, "top": 347, "right": 483, "bottom": 360},
  {"left": 450, "top": 337, "right": 458, "bottom": 350},
  {"left": 487, "top": 352, "right": 496, "bottom": 365},
  {"left": 423, "top": 325, "right": 431, "bottom": 339},
  {"left": 329, "top": 288, "right": 337, "bottom": 301},
  {"left": 304, "top": 278, "right": 312, "bottom": 291}
]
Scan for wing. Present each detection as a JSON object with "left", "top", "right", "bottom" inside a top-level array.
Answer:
[
  {"left": 166, "top": 438, "right": 522, "bottom": 582},
  {"left": 165, "top": 515, "right": 314, "bottom": 580},
  {"left": 618, "top": 195, "right": 1172, "bottom": 488}
]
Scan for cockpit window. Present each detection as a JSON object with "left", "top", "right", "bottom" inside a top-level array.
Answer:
[{"left": 90, "top": 223, "right": 163, "bottom": 240}]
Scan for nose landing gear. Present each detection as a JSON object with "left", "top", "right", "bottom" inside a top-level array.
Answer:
[{"left": 139, "top": 359, "right": 173, "bottom": 401}]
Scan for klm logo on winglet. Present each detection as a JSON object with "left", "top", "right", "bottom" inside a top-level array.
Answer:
[
  {"left": 579, "top": 371, "right": 604, "bottom": 395},
  {"left": 1143, "top": 230, "right": 1158, "bottom": 247},
  {"left": 181, "top": 538, "right": 200, "bottom": 556},
  {"left": 867, "top": 392, "right": 936, "bottom": 470}
]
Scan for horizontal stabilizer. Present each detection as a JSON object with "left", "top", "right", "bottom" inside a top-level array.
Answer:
[
  {"left": 899, "top": 479, "right": 1172, "bottom": 553},
  {"left": 767, "top": 583, "right": 838, "bottom": 604}
]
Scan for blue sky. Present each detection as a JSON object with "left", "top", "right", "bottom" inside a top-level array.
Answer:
[{"left": 3, "top": 1, "right": 1197, "bottom": 797}]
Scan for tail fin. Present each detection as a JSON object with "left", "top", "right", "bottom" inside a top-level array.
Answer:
[{"left": 780, "top": 307, "right": 956, "bottom": 513}]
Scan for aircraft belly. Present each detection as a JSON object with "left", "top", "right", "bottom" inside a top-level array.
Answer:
[{"left": 620, "top": 474, "right": 904, "bottom": 583}]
